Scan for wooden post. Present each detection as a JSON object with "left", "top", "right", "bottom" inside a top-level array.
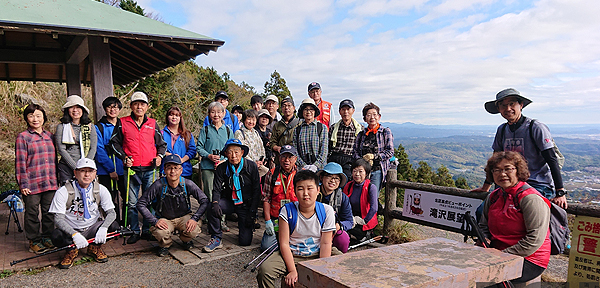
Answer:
[
  {"left": 65, "top": 64, "right": 81, "bottom": 96},
  {"left": 88, "top": 36, "right": 113, "bottom": 122},
  {"left": 383, "top": 168, "right": 397, "bottom": 236}
]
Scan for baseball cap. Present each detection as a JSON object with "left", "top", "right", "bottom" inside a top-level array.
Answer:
[
  {"left": 75, "top": 158, "right": 97, "bottom": 170},
  {"left": 339, "top": 99, "right": 355, "bottom": 109},
  {"left": 281, "top": 97, "right": 295, "bottom": 106},
  {"left": 163, "top": 154, "right": 182, "bottom": 166},
  {"left": 308, "top": 82, "right": 321, "bottom": 92},
  {"left": 265, "top": 95, "right": 279, "bottom": 104},
  {"left": 280, "top": 145, "right": 297, "bottom": 157},
  {"left": 131, "top": 91, "right": 148, "bottom": 104},
  {"left": 215, "top": 91, "right": 229, "bottom": 100}
]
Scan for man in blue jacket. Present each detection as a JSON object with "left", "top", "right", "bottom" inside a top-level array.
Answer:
[
  {"left": 95, "top": 96, "right": 125, "bottom": 225},
  {"left": 203, "top": 91, "right": 240, "bottom": 133}
]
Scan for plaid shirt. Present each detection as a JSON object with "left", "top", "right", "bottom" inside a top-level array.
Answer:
[
  {"left": 329, "top": 121, "right": 360, "bottom": 156},
  {"left": 261, "top": 165, "right": 298, "bottom": 202},
  {"left": 353, "top": 126, "right": 395, "bottom": 178},
  {"left": 293, "top": 120, "right": 329, "bottom": 169},
  {"left": 15, "top": 129, "right": 58, "bottom": 194}
]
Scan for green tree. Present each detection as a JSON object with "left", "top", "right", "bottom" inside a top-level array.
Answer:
[
  {"left": 455, "top": 177, "right": 470, "bottom": 189},
  {"left": 395, "top": 144, "right": 416, "bottom": 182},
  {"left": 416, "top": 161, "right": 435, "bottom": 184},
  {"left": 433, "top": 165, "right": 455, "bottom": 187},
  {"left": 119, "top": 0, "right": 145, "bottom": 15},
  {"left": 263, "top": 70, "right": 292, "bottom": 104},
  {"left": 199, "top": 67, "right": 227, "bottom": 100}
]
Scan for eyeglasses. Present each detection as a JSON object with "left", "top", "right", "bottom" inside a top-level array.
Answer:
[
  {"left": 106, "top": 105, "right": 120, "bottom": 110},
  {"left": 492, "top": 167, "right": 517, "bottom": 175},
  {"left": 325, "top": 176, "right": 341, "bottom": 182}
]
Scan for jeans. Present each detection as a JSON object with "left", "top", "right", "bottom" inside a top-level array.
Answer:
[
  {"left": 529, "top": 183, "right": 555, "bottom": 200},
  {"left": 127, "top": 170, "right": 155, "bottom": 234},
  {"left": 208, "top": 198, "right": 254, "bottom": 246},
  {"left": 370, "top": 170, "right": 383, "bottom": 192}
]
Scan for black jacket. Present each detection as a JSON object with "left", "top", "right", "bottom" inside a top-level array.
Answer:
[{"left": 213, "top": 159, "right": 261, "bottom": 213}]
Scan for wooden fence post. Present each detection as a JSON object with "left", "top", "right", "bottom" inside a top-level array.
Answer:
[{"left": 383, "top": 168, "right": 397, "bottom": 235}]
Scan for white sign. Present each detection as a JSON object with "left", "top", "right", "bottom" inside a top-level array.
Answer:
[{"left": 403, "top": 189, "right": 483, "bottom": 229}]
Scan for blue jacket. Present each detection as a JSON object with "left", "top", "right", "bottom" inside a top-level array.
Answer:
[
  {"left": 95, "top": 117, "right": 124, "bottom": 176},
  {"left": 161, "top": 126, "right": 197, "bottom": 177},
  {"left": 203, "top": 110, "right": 240, "bottom": 133}
]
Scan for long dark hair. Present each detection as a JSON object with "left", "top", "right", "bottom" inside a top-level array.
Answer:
[
  {"left": 165, "top": 106, "right": 191, "bottom": 149},
  {"left": 60, "top": 106, "right": 91, "bottom": 125}
]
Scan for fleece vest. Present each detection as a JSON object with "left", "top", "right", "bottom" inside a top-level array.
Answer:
[
  {"left": 316, "top": 100, "right": 332, "bottom": 128},
  {"left": 343, "top": 180, "right": 378, "bottom": 231},
  {"left": 268, "top": 167, "right": 298, "bottom": 219},
  {"left": 121, "top": 116, "right": 157, "bottom": 167}
]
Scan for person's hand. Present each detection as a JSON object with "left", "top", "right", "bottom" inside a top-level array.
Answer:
[
  {"left": 551, "top": 195, "right": 568, "bottom": 209},
  {"left": 94, "top": 227, "right": 108, "bottom": 244},
  {"left": 255, "top": 160, "right": 264, "bottom": 167},
  {"left": 273, "top": 145, "right": 281, "bottom": 153},
  {"left": 265, "top": 219, "right": 275, "bottom": 236},
  {"left": 212, "top": 202, "right": 223, "bottom": 218},
  {"left": 109, "top": 171, "right": 119, "bottom": 181},
  {"left": 124, "top": 156, "right": 133, "bottom": 167},
  {"left": 72, "top": 233, "right": 89, "bottom": 249},
  {"left": 335, "top": 223, "right": 341, "bottom": 232},
  {"left": 165, "top": 151, "right": 172, "bottom": 156},
  {"left": 362, "top": 153, "right": 375, "bottom": 166},
  {"left": 156, "top": 219, "right": 169, "bottom": 230},
  {"left": 285, "top": 270, "right": 298, "bottom": 287},
  {"left": 185, "top": 219, "right": 198, "bottom": 233},
  {"left": 21, "top": 188, "right": 31, "bottom": 196},
  {"left": 154, "top": 156, "right": 162, "bottom": 167},
  {"left": 208, "top": 154, "right": 220, "bottom": 163},
  {"left": 353, "top": 216, "right": 366, "bottom": 226}
]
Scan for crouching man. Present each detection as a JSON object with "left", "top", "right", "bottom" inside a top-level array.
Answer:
[
  {"left": 49, "top": 158, "right": 119, "bottom": 269},
  {"left": 137, "top": 155, "right": 208, "bottom": 256}
]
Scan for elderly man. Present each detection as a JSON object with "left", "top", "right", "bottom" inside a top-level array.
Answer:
[
  {"left": 270, "top": 97, "right": 300, "bottom": 165},
  {"left": 473, "top": 88, "right": 567, "bottom": 209},
  {"left": 203, "top": 139, "right": 262, "bottom": 252},
  {"left": 307, "top": 82, "right": 334, "bottom": 128},
  {"left": 264, "top": 95, "right": 282, "bottom": 131},
  {"left": 260, "top": 145, "right": 299, "bottom": 251},
  {"left": 293, "top": 98, "right": 329, "bottom": 169},
  {"left": 137, "top": 155, "right": 208, "bottom": 256},
  {"left": 49, "top": 158, "right": 119, "bottom": 269},
  {"left": 110, "top": 91, "right": 167, "bottom": 243},
  {"left": 203, "top": 91, "right": 240, "bottom": 133},
  {"left": 328, "top": 99, "right": 363, "bottom": 179}
]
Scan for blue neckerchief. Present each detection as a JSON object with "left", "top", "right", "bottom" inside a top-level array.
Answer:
[
  {"left": 229, "top": 158, "right": 244, "bottom": 205},
  {"left": 74, "top": 181, "right": 92, "bottom": 219}
]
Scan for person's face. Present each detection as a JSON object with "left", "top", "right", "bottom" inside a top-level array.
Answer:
[
  {"left": 279, "top": 153, "right": 297, "bottom": 172},
  {"left": 26, "top": 110, "right": 44, "bottom": 130},
  {"left": 321, "top": 173, "right": 341, "bottom": 192},
  {"left": 252, "top": 102, "right": 263, "bottom": 111},
  {"left": 364, "top": 108, "right": 381, "bottom": 127},
  {"left": 74, "top": 167, "right": 96, "bottom": 188},
  {"left": 281, "top": 102, "right": 295, "bottom": 117},
  {"left": 308, "top": 88, "right": 322, "bottom": 102},
  {"left": 104, "top": 104, "right": 121, "bottom": 119},
  {"left": 352, "top": 166, "right": 367, "bottom": 183},
  {"left": 225, "top": 146, "right": 243, "bottom": 165},
  {"left": 265, "top": 100, "right": 278, "bottom": 114},
  {"left": 497, "top": 96, "right": 523, "bottom": 124},
  {"left": 339, "top": 106, "right": 354, "bottom": 122},
  {"left": 302, "top": 107, "right": 315, "bottom": 122},
  {"left": 492, "top": 159, "right": 519, "bottom": 189},
  {"left": 209, "top": 107, "right": 224, "bottom": 124},
  {"left": 232, "top": 111, "right": 243, "bottom": 123},
  {"left": 295, "top": 179, "right": 319, "bottom": 208},
  {"left": 130, "top": 101, "right": 148, "bottom": 118},
  {"left": 244, "top": 116, "right": 256, "bottom": 130},
  {"left": 216, "top": 97, "right": 229, "bottom": 108},
  {"left": 164, "top": 163, "right": 182, "bottom": 182},
  {"left": 258, "top": 115, "right": 270, "bottom": 127},
  {"left": 167, "top": 112, "right": 181, "bottom": 127},
  {"left": 69, "top": 106, "right": 83, "bottom": 121}
]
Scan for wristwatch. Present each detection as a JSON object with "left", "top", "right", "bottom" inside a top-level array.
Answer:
[{"left": 556, "top": 189, "right": 567, "bottom": 197}]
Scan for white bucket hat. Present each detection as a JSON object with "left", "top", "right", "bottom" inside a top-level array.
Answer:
[{"left": 62, "top": 95, "right": 90, "bottom": 114}]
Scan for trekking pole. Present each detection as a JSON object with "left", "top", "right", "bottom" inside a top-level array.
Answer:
[
  {"left": 244, "top": 242, "right": 278, "bottom": 269},
  {"left": 251, "top": 244, "right": 278, "bottom": 272},
  {"left": 348, "top": 235, "right": 384, "bottom": 250},
  {"left": 10, "top": 229, "right": 134, "bottom": 266}
]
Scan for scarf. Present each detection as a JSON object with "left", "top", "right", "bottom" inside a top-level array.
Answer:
[
  {"left": 229, "top": 158, "right": 245, "bottom": 205},
  {"left": 61, "top": 123, "right": 91, "bottom": 159},
  {"left": 365, "top": 124, "right": 380, "bottom": 136},
  {"left": 74, "top": 181, "right": 92, "bottom": 219}
]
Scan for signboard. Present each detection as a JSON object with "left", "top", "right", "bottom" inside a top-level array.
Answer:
[
  {"left": 568, "top": 215, "right": 600, "bottom": 287},
  {"left": 402, "top": 189, "right": 483, "bottom": 230}
]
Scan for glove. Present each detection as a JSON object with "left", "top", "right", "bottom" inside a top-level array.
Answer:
[
  {"left": 94, "top": 227, "right": 108, "bottom": 244},
  {"left": 72, "top": 232, "right": 89, "bottom": 249},
  {"left": 362, "top": 154, "right": 375, "bottom": 166},
  {"left": 212, "top": 202, "right": 223, "bottom": 218},
  {"left": 353, "top": 216, "right": 366, "bottom": 226},
  {"left": 265, "top": 220, "right": 275, "bottom": 236}
]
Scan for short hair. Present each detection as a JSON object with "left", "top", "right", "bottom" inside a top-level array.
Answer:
[
  {"left": 251, "top": 95, "right": 263, "bottom": 105},
  {"left": 362, "top": 102, "right": 381, "bottom": 120},
  {"left": 293, "top": 170, "right": 319, "bottom": 187},
  {"left": 23, "top": 104, "right": 48, "bottom": 126},
  {"left": 207, "top": 101, "right": 225, "bottom": 114},
  {"left": 241, "top": 109, "right": 258, "bottom": 122},
  {"left": 485, "top": 151, "right": 530, "bottom": 183},
  {"left": 232, "top": 105, "right": 244, "bottom": 114},
  {"left": 351, "top": 158, "right": 372, "bottom": 176},
  {"left": 102, "top": 96, "right": 122, "bottom": 109},
  {"left": 60, "top": 106, "right": 92, "bottom": 125}
]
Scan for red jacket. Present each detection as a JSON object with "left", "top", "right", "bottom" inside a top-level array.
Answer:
[
  {"left": 316, "top": 100, "right": 332, "bottom": 128},
  {"left": 121, "top": 116, "right": 158, "bottom": 167},
  {"left": 343, "top": 179, "right": 378, "bottom": 231}
]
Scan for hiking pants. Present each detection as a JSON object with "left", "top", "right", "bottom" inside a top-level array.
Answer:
[
  {"left": 208, "top": 198, "right": 253, "bottom": 246},
  {"left": 23, "top": 190, "right": 55, "bottom": 241},
  {"left": 150, "top": 214, "right": 201, "bottom": 248}
]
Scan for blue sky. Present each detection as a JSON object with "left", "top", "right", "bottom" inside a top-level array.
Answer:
[{"left": 137, "top": 0, "right": 600, "bottom": 125}]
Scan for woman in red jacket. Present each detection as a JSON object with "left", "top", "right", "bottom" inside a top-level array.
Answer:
[
  {"left": 343, "top": 158, "right": 379, "bottom": 243},
  {"left": 479, "top": 151, "right": 551, "bottom": 284}
]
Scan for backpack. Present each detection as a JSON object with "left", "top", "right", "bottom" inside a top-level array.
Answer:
[
  {"left": 284, "top": 201, "right": 326, "bottom": 235},
  {"left": 156, "top": 177, "right": 190, "bottom": 215},
  {"left": 491, "top": 184, "right": 570, "bottom": 255},
  {"left": 501, "top": 118, "right": 565, "bottom": 168},
  {"left": 65, "top": 180, "right": 104, "bottom": 215},
  {"left": 294, "top": 121, "right": 324, "bottom": 164}
]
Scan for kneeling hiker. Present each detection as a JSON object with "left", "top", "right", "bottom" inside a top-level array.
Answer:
[
  {"left": 137, "top": 155, "right": 208, "bottom": 256},
  {"left": 49, "top": 158, "right": 119, "bottom": 269},
  {"left": 257, "top": 170, "right": 340, "bottom": 288}
]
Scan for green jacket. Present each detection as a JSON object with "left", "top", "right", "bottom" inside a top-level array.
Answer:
[
  {"left": 197, "top": 123, "right": 233, "bottom": 170},
  {"left": 269, "top": 115, "right": 300, "bottom": 149}
]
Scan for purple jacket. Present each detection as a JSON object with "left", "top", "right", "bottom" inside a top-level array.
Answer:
[{"left": 352, "top": 126, "right": 394, "bottom": 180}]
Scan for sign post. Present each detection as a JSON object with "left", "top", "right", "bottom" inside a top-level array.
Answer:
[{"left": 568, "top": 215, "right": 600, "bottom": 287}]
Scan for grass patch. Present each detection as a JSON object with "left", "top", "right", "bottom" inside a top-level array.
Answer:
[
  {"left": 1, "top": 270, "right": 15, "bottom": 279},
  {"left": 73, "top": 256, "right": 94, "bottom": 266},
  {"left": 374, "top": 215, "right": 421, "bottom": 244},
  {"left": 21, "top": 267, "right": 48, "bottom": 276}
]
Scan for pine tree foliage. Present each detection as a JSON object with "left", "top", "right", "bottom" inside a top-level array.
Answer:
[{"left": 263, "top": 70, "right": 292, "bottom": 104}]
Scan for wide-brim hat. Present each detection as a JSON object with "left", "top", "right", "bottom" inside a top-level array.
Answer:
[
  {"left": 62, "top": 95, "right": 90, "bottom": 114},
  {"left": 257, "top": 109, "right": 273, "bottom": 124},
  {"left": 317, "top": 162, "right": 347, "bottom": 188},
  {"left": 298, "top": 98, "right": 320, "bottom": 118},
  {"left": 484, "top": 88, "right": 532, "bottom": 114},
  {"left": 220, "top": 138, "right": 249, "bottom": 158}
]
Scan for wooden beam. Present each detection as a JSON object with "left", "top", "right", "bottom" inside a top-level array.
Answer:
[
  {"left": 32, "top": 64, "right": 36, "bottom": 84},
  {"left": 0, "top": 48, "right": 65, "bottom": 64},
  {"left": 109, "top": 40, "right": 162, "bottom": 70},
  {"left": 65, "top": 36, "right": 89, "bottom": 64},
  {"left": 88, "top": 36, "right": 113, "bottom": 122},
  {"left": 58, "top": 64, "right": 63, "bottom": 84},
  {"left": 65, "top": 63, "right": 81, "bottom": 96},
  {"left": 4, "top": 63, "right": 9, "bottom": 83}
]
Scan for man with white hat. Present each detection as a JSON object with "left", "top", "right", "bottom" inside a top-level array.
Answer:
[
  {"left": 292, "top": 98, "right": 329, "bottom": 170},
  {"left": 49, "top": 158, "right": 118, "bottom": 269},
  {"left": 264, "top": 95, "right": 282, "bottom": 131},
  {"left": 110, "top": 91, "right": 167, "bottom": 243}
]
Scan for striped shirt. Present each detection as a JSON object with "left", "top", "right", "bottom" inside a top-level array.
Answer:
[
  {"left": 293, "top": 120, "right": 328, "bottom": 169},
  {"left": 15, "top": 129, "right": 58, "bottom": 194}
]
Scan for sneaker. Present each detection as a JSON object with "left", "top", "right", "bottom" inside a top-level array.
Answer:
[
  {"left": 221, "top": 221, "right": 230, "bottom": 232},
  {"left": 183, "top": 241, "right": 194, "bottom": 251},
  {"left": 157, "top": 247, "right": 170, "bottom": 257},
  {"left": 127, "top": 233, "right": 141, "bottom": 244},
  {"left": 202, "top": 237, "right": 222, "bottom": 253},
  {"left": 41, "top": 238, "right": 55, "bottom": 249},
  {"left": 87, "top": 244, "right": 108, "bottom": 263},
  {"left": 58, "top": 248, "right": 79, "bottom": 269},
  {"left": 29, "top": 241, "right": 47, "bottom": 254}
]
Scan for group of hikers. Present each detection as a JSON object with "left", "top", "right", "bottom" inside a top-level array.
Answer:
[{"left": 14, "top": 83, "right": 565, "bottom": 287}]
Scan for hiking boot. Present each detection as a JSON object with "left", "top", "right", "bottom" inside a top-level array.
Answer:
[
  {"left": 157, "top": 247, "right": 170, "bottom": 257},
  {"left": 41, "top": 238, "right": 55, "bottom": 249},
  {"left": 127, "top": 233, "right": 141, "bottom": 244},
  {"left": 203, "top": 237, "right": 222, "bottom": 253},
  {"left": 141, "top": 232, "right": 156, "bottom": 241},
  {"left": 58, "top": 248, "right": 79, "bottom": 269},
  {"left": 29, "top": 240, "right": 47, "bottom": 254},
  {"left": 254, "top": 218, "right": 261, "bottom": 229},
  {"left": 221, "top": 221, "right": 230, "bottom": 232},
  {"left": 87, "top": 244, "right": 108, "bottom": 263},
  {"left": 183, "top": 241, "right": 194, "bottom": 251}
]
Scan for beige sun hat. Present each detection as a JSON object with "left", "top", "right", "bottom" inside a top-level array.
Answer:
[{"left": 62, "top": 95, "right": 90, "bottom": 114}]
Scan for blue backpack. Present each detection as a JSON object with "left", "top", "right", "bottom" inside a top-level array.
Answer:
[{"left": 284, "top": 201, "right": 326, "bottom": 234}]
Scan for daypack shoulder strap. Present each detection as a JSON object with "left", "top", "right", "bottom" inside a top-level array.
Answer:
[
  {"left": 317, "top": 122, "right": 324, "bottom": 138},
  {"left": 285, "top": 202, "right": 298, "bottom": 235},
  {"left": 65, "top": 181, "right": 77, "bottom": 208},
  {"left": 271, "top": 166, "right": 281, "bottom": 192},
  {"left": 528, "top": 119, "right": 541, "bottom": 152},
  {"left": 315, "top": 201, "right": 326, "bottom": 227},
  {"left": 333, "top": 189, "right": 343, "bottom": 213}
]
